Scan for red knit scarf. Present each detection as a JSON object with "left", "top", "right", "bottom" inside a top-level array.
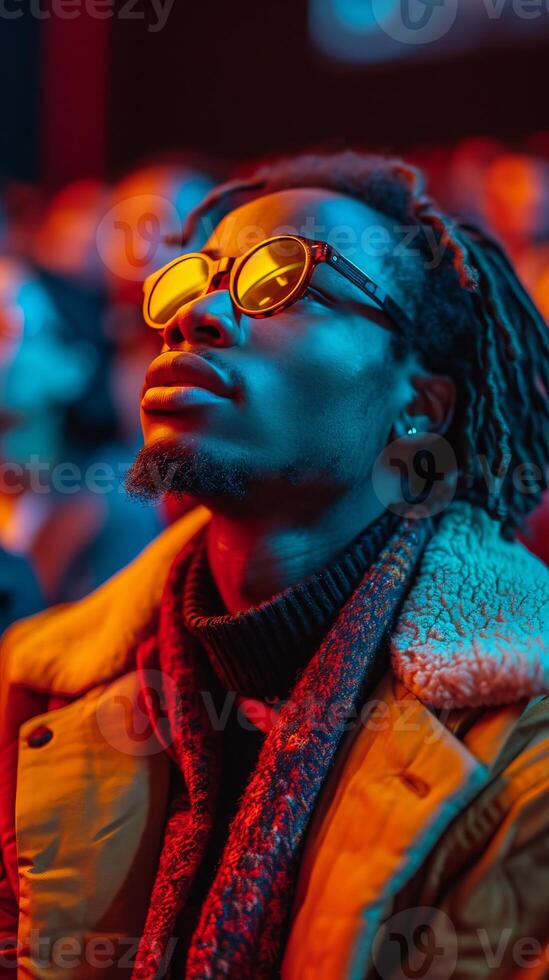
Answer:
[{"left": 132, "top": 515, "right": 432, "bottom": 979}]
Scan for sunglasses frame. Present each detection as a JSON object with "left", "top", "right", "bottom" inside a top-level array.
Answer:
[{"left": 143, "top": 234, "right": 414, "bottom": 334}]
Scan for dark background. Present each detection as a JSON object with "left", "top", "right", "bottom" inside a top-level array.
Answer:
[
  {"left": 2, "top": 0, "right": 548, "bottom": 187},
  {"left": 109, "top": 1, "right": 549, "bottom": 168}
]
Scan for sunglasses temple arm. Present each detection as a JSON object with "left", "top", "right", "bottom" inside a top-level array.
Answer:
[{"left": 325, "top": 247, "right": 413, "bottom": 334}]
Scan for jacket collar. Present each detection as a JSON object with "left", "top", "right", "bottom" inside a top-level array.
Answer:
[
  {"left": 4, "top": 502, "right": 548, "bottom": 709},
  {"left": 391, "top": 502, "right": 548, "bottom": 707},
  {"left": 2, "top": 506, "right": 211, "bottom": 698}
]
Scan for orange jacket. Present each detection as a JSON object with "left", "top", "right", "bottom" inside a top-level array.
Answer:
[{"left": 1, "top": 503, "right": 548, "bottom": 979}]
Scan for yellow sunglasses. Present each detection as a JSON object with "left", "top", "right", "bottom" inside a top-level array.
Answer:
[{"left": 143, "top": 234, "right": 413, "bottom": 333}]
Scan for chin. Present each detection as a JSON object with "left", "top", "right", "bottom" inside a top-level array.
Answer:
[{"left": 127, "top": 429, "right": 253, "bottom": 504}]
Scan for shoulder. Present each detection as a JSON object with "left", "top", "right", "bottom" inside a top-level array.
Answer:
[{"left": 0, "top": 506, "right": 211, "bottom": 699}]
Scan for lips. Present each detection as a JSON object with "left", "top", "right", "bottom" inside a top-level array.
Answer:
[
  {"left": 141, "top": 351, "right": 236, "bottom": 415},
  {"left": 144, "top": 352, "right": 235, "bottom": 397}
]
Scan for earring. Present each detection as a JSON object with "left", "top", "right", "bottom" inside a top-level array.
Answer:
[{"left": 407, "top": 426, "right": 417, "bottom": 435}]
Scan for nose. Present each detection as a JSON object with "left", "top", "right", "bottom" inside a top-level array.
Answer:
[{"left": 161, "top": 289, "right": 244, "bottom": 350}]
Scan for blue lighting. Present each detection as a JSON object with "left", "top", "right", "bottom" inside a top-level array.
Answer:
[
  {"left": 309, "top": 0, "right": 402, "bottom": 65},
  {"left": 332, "top": 0, "right": 396, "bottom": 33}
]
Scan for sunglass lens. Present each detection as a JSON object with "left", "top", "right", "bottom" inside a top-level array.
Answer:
[
  {"left": 234, "top": 238, "right": 307, "bottom": 314},
  {"left": 147, "top": 255, "right": 210, "bottom": 326}
]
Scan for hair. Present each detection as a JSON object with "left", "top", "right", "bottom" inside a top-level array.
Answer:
[{"left": 176, "top": 151, "right": 548, "bottom": 538}]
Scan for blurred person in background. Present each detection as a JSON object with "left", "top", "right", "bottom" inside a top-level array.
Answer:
[
  {"left": 32, "top": 178, "right": 110, "bottom": 290},
  {"left": 0, "top": 255, "right": 117, "bottom": 603},
  {"left": 1, "top": 151, "right": 547, "bottom": 978},
  {"left": 0, "top": 161, "right": 225, "bottom": 605},
  {"left": 18, "top": 174, "right": 180, "bottom": 599},
  {"left": 0, "top": 252, "right": 44, "bottom": 630}
]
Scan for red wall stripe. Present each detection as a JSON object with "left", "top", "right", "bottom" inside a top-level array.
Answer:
[{"left": 40, "top": 9, "right": 110, "bottom": 188}]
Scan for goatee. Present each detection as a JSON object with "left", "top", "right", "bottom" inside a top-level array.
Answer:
[{"left": 125, "top": 440, "right": 251, "bottom": 502}]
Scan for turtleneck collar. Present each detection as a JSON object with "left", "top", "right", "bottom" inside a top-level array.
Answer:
[{"left": 182, "top": 509, "right": 400, "bottom": 702}]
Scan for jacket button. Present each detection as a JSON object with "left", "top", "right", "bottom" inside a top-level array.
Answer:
[{"left": 26, "top": 725, "right": 53, "bottom": 748}]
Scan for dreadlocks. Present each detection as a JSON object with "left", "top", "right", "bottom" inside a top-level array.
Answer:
[{"left": 176, "top": 151, "right": 548, "bottom": 538}]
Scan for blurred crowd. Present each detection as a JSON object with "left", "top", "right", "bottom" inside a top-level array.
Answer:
[{"left": 0, "top": 137, "right": 547, "bottom": 632}]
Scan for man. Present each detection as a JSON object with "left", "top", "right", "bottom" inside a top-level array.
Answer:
[{"left": 1, "top": 152, "right": 548, "bottom": 979}]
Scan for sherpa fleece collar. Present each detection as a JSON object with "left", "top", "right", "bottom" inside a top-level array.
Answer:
[{"left": 391, "top": 502, "right": 548, "bottom": 708}]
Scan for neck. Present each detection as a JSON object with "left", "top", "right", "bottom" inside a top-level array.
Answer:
[{"left": 206, "top": 483, "right": 385, "bottom": 615}]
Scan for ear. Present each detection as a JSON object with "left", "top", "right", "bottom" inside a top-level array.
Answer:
[{"left": 396, "top": 372, "right": 456, "bottom": 437}]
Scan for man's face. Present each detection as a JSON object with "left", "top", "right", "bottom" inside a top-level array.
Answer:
[{"left": 133, "top": 188, "right": 418, "bottom": 510}]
